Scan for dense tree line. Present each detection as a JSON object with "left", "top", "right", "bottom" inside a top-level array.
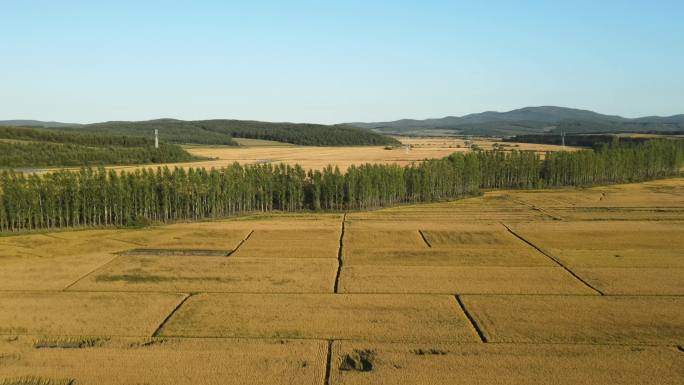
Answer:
[
  {"left": 0, "top": 140, "right": 681, "bottom": 232},
  {"left": 505, "top": 133, "right": 653, "bottom": 149},
  {"left": 0, "top": 126, "right": 196, "bottom": 168},
  {"left": 56, "top": 119, "right": 400, "bottom": 146},
  {"left": 0, "top": 142, "right": 195, "bottom": 168},
  {"left": 0, "top": 126, "right": 156, "bottom": 147},
  {"left": 196, "top": 120, "right": 400, "bottom": 146}
]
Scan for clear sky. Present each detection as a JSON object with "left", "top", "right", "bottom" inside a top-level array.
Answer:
[{"left": 2, "top": 0, "right": 683, "bottom": 124}]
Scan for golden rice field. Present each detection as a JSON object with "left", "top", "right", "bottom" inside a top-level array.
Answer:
[
  {"left": 1, "top": 178, "right": 683, "bottom": 384},
  {"left": 92, "top": 136, "right": 577, "bottom": 173}
]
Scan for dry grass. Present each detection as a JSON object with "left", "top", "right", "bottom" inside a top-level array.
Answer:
[
  {"left": 70, "top": 256, "right": 337, "bottom": 293},
  {"left": 460, "top": 295, "right": 684, "bottom": 344},
  {"left": 0, "top": 336, "right": 326, "bottom": 385},
  {"left": 339, "top": 266, "right": 596, "bottom": 294},
  {"left": 0, "top": 292, "right": 184, "bottom": 336},
  {"left": 159, "top": 293, "right": 479, "bottom": 342},
  {"left": 330, "top": 341, "right": 684, "bottom": 385}
]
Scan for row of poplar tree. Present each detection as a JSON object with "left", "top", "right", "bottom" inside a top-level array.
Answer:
[{"left": 0, "top": 140, "right": 681, "bottom": 232}]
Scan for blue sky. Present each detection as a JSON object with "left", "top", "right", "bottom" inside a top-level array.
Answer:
[{"left": 1, "top": 0, "right": 682, "bottom": 123}]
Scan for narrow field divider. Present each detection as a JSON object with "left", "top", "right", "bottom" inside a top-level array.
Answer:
[
  {"left": 226, "top": 230, "right": 254, "bottom": 256},
  {"left": 324, "top": 339, "right": 333, "bottom": 385},
  {"left": 333, "top": 213, "right": 346, "bottom": 293},
  {"left": 418, "top": 230, "right": 432, "bottom": 248},
  {"left": 152, "top": 293, "right": 194, "bottom": 337},
  {"left": 62, "top": 255, "right": 121, "bottom": 291},
  {"left": 500, "top": 223, "right": 605, "bottom": 296},
  {"left": 454, "top": 295, "right": 488, "bottom": 343}
]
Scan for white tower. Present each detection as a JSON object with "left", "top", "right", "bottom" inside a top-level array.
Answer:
[
  {"left": 154, "top": 129, "right": 159, "bottom": 149},
  {"left": 561, "top": 129, "right": 565, "bottom": 147}
]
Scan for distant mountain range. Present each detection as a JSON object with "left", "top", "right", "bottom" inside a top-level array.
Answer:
[
  {"left": 2, "top": 106, "right": 684, "bottom": 138},
  {"left": 0, "top": 120, "right": 82, "bottom": 128},
  {"left": 349, "top": 106, "right": 684, "bottom": 136}
]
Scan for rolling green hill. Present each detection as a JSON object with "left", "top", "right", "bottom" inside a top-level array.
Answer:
[
  {"left": 0, "top": 126, "right": 196, "bottom": 168},
  {"left": 14, "top": 119, "right": 400, "bottom": 147}
]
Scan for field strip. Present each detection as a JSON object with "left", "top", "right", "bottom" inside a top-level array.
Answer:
[
  {"left": 417, "top": 230, "right": 432, "bottom": 247},
  {"left": 453, "top": 295, "right": 487, "bottom": 342},
  {"left": 226, "top": 229, "right": 254, "bottom": 256},
  {"left": 333, "top": 213, "right": 347, "bottom": 293},
  {"left": 152, "top": 293, "right": 193, "bottom": 337},
  {"left": 339, "top": 266, "right": 598, "bottom": 295},
  {"left": 39, "top": 233, "right": 68, "bottom": 240},
  {"left": 3, "top": 332, "right": 683, "bottom": 348},
  {"left": 0, "top": 336, "right": 328, "bottom": 385},
  {"left": 4, "top": 288, "right": 682, "bottom": 297},
  {"left": 62, "top": 254, "right": 122, "bottom": 291},
  {"left": 157, "top": 293, "right": 479, "bottom": 342},
  {"left": 459, "top": 294, "right": 684, "bottom": 345},
  {"left": 328, "top": 341, "right": 684, "bottom": 385},
  {"left": 105, "top": 236, "right": 146, "bottom": 246},
  {"left": 507, "top": 196, "right": 564, "bottom": 220},
  {"left": 0, "top": 291, "right": 186, "bottom": 336},
  {"left": 500, "top": 223, "right": 605, "bottom": 295}
]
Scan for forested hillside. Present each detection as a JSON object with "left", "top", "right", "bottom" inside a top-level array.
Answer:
[
  {"left": 0, "top": 126, "right": 195, "bottom": 168},
  {"left": 1, "top": 139, "right": 681, "bottom": 232},
  {"left": 55, "top": 119, "right": 399, "bottom": 147},
  {"left": 351, "top": 106, "right": 684, "bottom": 136}
]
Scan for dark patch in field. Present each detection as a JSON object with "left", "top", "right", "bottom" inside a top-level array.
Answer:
[
  {"left": 339, "top": 349, "right": 375, "bottom": 372},
  {"left": 116, "top": 248, "right": 230, "bottom": 256},
  {"left": 128, "top": 337, "right": 168, "bottom": 348},
  {"left": 95, "top": 274, "right": 234, "bottom": 284},
  {"left": 33, "top": 337, "right": 106, "bottom": 349},
  {"left": 0, "top": 376, "right": 74, "bottom": 385},
  {"left": 411, "top": 348, "right": 448, "bottom": 356}
]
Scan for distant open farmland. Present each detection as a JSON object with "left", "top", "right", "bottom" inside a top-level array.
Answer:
[{"left": 81, "top": 136, "right": 577, "bottom": 173}]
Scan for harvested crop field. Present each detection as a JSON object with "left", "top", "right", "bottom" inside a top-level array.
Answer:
[
  {"left": 75, "top": 136, "right": 577, "bottom": 174},
  {"left": 1, "top": 177, "right": 683, "bottom": 384}
]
